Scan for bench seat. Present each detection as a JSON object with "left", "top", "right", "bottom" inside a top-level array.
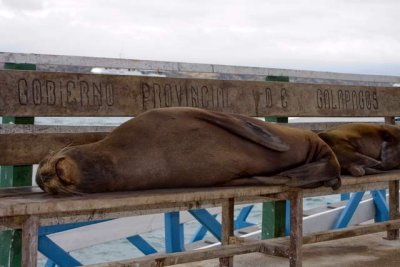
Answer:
[{"left": 1, "top": 171, "right": 399, "bottom": 229}]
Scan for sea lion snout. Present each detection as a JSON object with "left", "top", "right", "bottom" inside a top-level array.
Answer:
[{"left": 36, "top": 151, "right": 82, "bottom": 194}]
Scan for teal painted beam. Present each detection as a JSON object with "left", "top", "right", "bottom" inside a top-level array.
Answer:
[{"left": 262, "top": 75, "right": 289, "bottom": 239}]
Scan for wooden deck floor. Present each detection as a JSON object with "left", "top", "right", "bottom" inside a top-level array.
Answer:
[{"left": 178, "top": 232, "right": 400, "bottom": 267}]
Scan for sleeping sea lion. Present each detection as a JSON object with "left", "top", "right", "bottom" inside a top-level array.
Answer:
[
  {"left": 318, "top": 123, "right": 400, "bottom": 176},
  {"left": 36, "top": 107, "right": 341, "bottom": 194}
]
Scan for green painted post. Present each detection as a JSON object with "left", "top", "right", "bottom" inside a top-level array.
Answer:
[
  {"left": 261, "top": 75, "right": 289, "bottom": 239},
  {"left": 0, "top": 63, "right": 36, "bottom": 267}
]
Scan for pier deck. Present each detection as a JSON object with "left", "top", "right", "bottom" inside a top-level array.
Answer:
[{"left": 180, "top": 232, "right": 400, "bottom": 267}]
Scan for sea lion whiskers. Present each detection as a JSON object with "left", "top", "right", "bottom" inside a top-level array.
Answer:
[{"left": 57, "top": 185, "right": 85, "bottom": 196}]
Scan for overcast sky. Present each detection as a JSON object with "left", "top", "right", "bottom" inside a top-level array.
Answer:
[{"left": 0, "top": 0, "right": 399, "bottom": 76}]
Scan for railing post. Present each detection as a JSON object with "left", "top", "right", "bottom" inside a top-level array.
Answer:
[
  {"left": 219, "top": 198, "right": 234, "bottom": 267},
  {"left": 385, "top": 116, "right": 399, "bottom": 240},
  {"left": 289, "top": 190, "right": 303, "bottom": 267},
  {"left": 387, "top": 180, "right": 400, "bottom": 240},
  {"left": 21, "top": 216, "right": 39, "bottom": 267},
  {"left": 0, "top": 63, "right": 36, "bottom": 267}
]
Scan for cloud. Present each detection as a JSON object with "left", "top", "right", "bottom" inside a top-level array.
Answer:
[
  {"left": 0, "top": 0, "right": 399, "bottom": 75},
  {"left": 1, "top": 0, "right": 45, "bottom": 12}
]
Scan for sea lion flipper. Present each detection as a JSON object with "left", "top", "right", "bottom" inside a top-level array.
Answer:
[
  {"left": 379, "top": 141, "right": 400, "bottom": 170},
  {"left": 275, "top": 160, "right": 341, "bottom": 189},
  {"left": 338, "top": 150, "right": 381, "bottom": 176},
  {"left": 198, "top": 112, "right": 290, "bottom": 152},
  {"left": 363, "top": 167, "right": 387, "bottom": 175},
  {"left": 252, "top": 176, "right": 290, "bottom": 185}
]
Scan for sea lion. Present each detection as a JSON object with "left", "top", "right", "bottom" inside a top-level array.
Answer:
[
  {"left": 318, "top": 123, "right": 400, "bottom": 177},
  {"left": 36, "top": 107, "right": 341, "bottom": 194}
]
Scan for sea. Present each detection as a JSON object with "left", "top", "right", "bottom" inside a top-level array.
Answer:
[{"left": 26, "top": 116, "right": 382, "bottom": 266}]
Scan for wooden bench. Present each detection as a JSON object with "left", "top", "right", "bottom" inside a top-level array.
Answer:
[{"left": 0, "top": 66, "right": 399, "bottom": 267}]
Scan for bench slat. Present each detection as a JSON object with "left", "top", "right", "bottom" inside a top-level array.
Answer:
[
  {"left": 0, "top": 132, "right": 107, "bottom": 165},
  {"left": 0, "top": 122, "right": 380, "bottom": 165},
  {"left": 1, "top": 69, "right": 399, "bottom": 117},
  {"left": 0, "top": 124, "right": 115, "bottom": 134},
  {"left": 86, "top": 240, "right": 276, "bottom": 267},
  {"left": 2, "top": 52, "right": 399, "bottom": 85},
  {"left": 0, "top": 172, "right": 399, "bottom": 221},
  {"left": 0, "top": 122, "right": 350, "bottom": 135},
  {"left": 0, "top": 186, "right": 286, "bottom": 218}
]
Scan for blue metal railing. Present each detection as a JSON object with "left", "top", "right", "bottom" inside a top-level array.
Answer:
[{"left": 41, "top": 205, "right": 255, "bottom": 266}]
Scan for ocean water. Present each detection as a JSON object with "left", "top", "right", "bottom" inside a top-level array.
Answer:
[{"left": 31, "top": 116, "right": 341, "bottom": 266}]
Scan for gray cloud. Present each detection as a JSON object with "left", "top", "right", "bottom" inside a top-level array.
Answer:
[
  {"left": 1, "top": 0, "right": 45, "bottom": 12},
  {"left": 0, "top": 0, "right": 399, "bottom": 75}
]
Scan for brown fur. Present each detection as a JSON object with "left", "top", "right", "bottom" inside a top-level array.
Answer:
[
  {"left": 319, "top": 123, "right": 400, "bottom": 176},
  {"left": 36, "top": 107, "right": 341, "bottom": 194}
]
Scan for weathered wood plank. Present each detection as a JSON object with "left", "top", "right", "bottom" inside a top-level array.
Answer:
[
  {"left": 0, "top": 124, "right": 115, "bottom": 134},
  {"left": 0, "top": 132, "right": 107, "bottom": 165},
  {"left": 1, "top": 133, "right": 396, "bottom": 166},
  {"left": 21, "top": 216, "right": 39, "bottom": 267},
  {"left": 0, "top": 69, "right": 398, "bottom": 117},
  {"left": 387, "top": 181, "right": 400, "bottom": 240},
  {"left": 2, "top": 181, "right": 390, "bottom": 230},
  {"left": 220, "top": 198, "right": 234, "bottom": 267},
  {"left": 0, "top": 182, "right": 387, "bottom": 230},
  {"left": 0, "top": 186, "right": 42, "bottom": 197},
  {"left": 0, "top": 171, "right": 399, "bottom": 220},
  {"left": 303, "top": 218, "right": 400, "bottom": 244},
  {"left": 2, "top": 52, "right": 399, "bottom": 84},
  {"left": 289, "top": 191, "right": 303, "bottom": 267},
  {"left": 0, "top": 122, "right": 353, "bottom": 135},
  {"left": 85, "top": 240, "right": 272, "bottom": 267},
  {"left": 302, "top": 181, "right": 389, "bottom": 198},
  {"left": 0, "top": 122, "right": 340, "bottom": 165},
  {"left": 0, "top": 186, "right": 285, "bottom": 218},
  {"left": 338, "top": 172, "right": 400, "bottom": 185},
  {"left": 0, "top": 122, "right": 388, "bottom": 165}
]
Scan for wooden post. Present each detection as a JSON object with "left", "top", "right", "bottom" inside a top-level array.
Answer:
[
  {"left": 289, "top": 191, "right": 303, "bottom": 267},
  {"left": 219, "top": 198, "right": 234, "bottom": 267},
  {"left": 384, "top": 116, "right": 399, "bottom": 240},
  {"left": 21, "top": 216, "right": 39, "bottom": 267},
  {"left": 387, "top": 180, "right": 400, "bottom": 240},
  {"left": 0, "top": 63, "right": 36, "bottom": 267}
]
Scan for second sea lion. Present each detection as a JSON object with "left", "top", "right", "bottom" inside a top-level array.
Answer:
[{"left": 319, "top": 123, "right": 400, "bottom": 176}]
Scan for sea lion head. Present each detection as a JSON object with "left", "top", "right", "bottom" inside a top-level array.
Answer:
[
  {"left": 36, "top": 145, "right": 115, "bottom": 194},
  {"left": 36, "top": 147, "right": 82, "bottom": 194}
]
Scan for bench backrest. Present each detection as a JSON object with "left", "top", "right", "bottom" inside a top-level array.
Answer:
[{"left": 0, "top": 66, "right": 399, "bottom": 167}]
